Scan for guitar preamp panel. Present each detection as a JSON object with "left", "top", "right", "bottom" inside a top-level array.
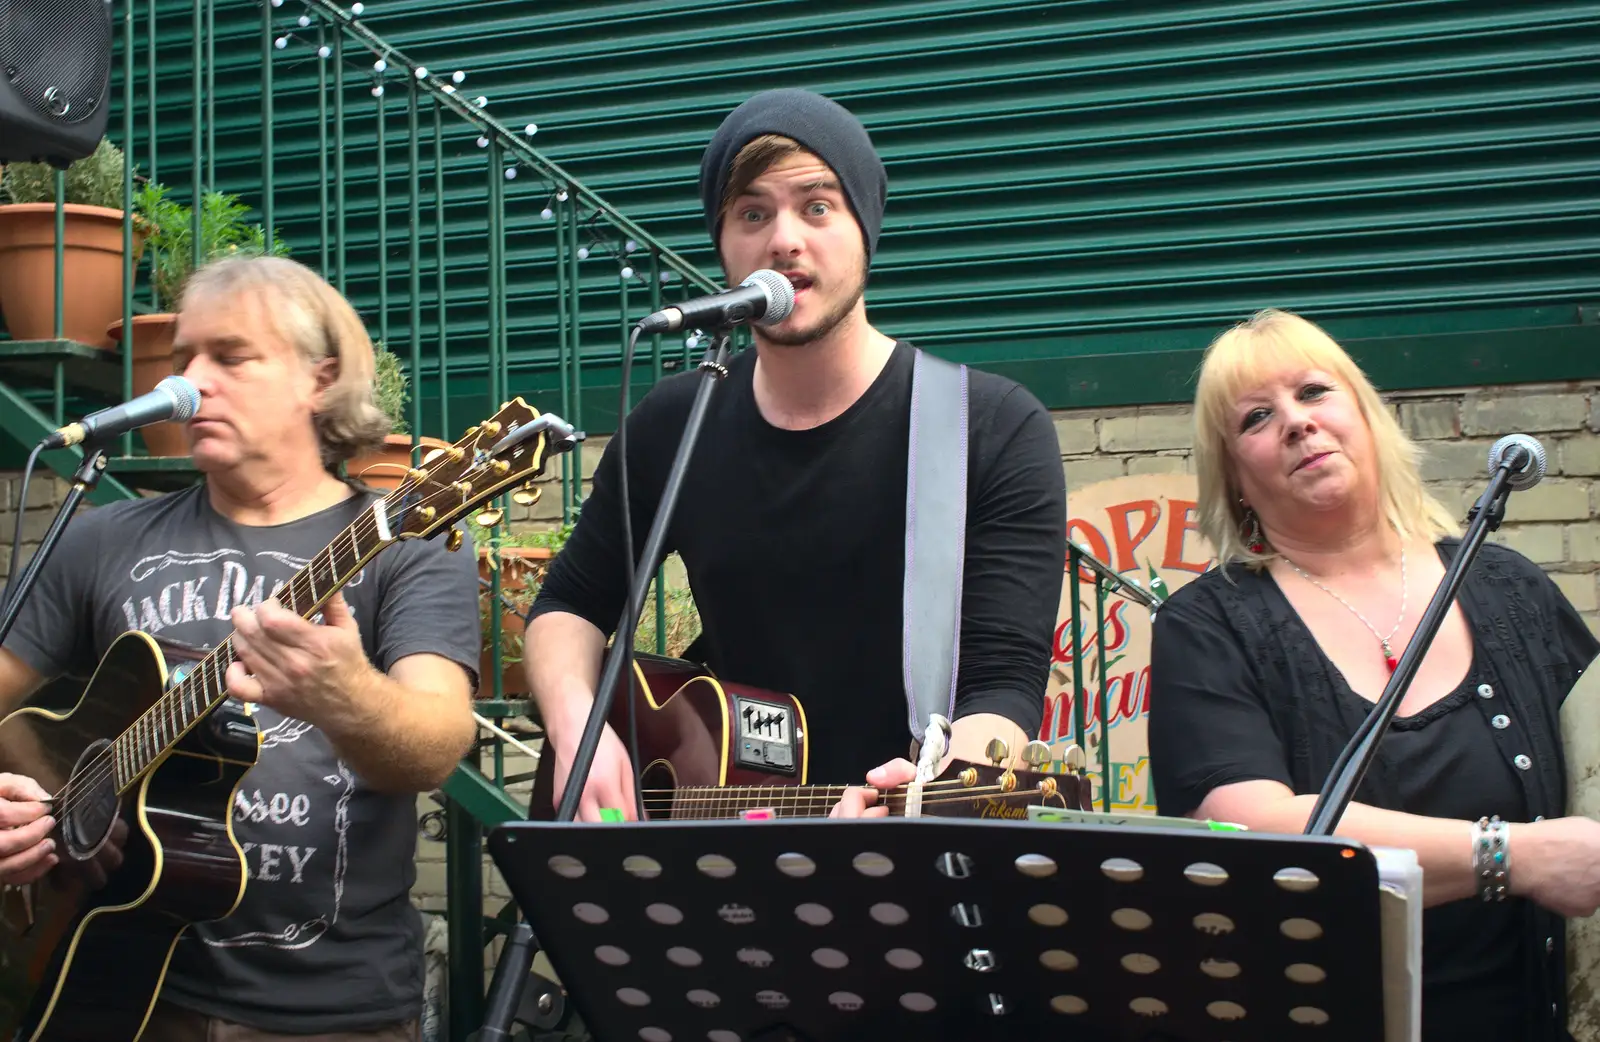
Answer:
[{"left": 733, "top": 696, "right": 799, "bottom": 775}]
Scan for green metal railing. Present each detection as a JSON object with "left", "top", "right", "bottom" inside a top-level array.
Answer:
[
  {"left": 1058, "top": 542, "right": 1169, "bottom": 812},
  {"left": 1, "top": 1, "right": 727, "bottom": 1037}
]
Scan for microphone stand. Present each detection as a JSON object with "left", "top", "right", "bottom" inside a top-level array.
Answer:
[
  {"left": 1303, "top": 462, "right": 1514, "bottom": 836},
  {"left": 0, "top": 446, "right": 110, "bottom": 646},
  {"left": 476, "top": 329, "right": 735, "bottom": 1041}
]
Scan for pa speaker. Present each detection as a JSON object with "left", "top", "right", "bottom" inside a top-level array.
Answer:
[{"left": 0, "top": 0, "right": 113, "bottom": 166}]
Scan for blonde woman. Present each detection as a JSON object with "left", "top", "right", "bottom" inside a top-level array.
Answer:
[{"left": 1148, "top": 308, "right": 1600, "bottom": 1042}]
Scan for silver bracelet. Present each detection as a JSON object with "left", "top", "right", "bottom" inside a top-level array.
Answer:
[{"left": 1472, "top": 815, "right": 1511, "bottom": 902}]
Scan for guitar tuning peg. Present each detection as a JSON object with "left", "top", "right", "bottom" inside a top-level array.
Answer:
[
  {"left": 511, "top": 484, "right": 541, "bottom": 506},
  {"left": 474, "top": 508, "right": 504, "bottom": 527},
  {"left": 984, "top": 737, "right": 1010, "bottom": 766},
  {"left": 1022, "top": 740, "right": 1053, "bottom": 769},
  {"left": 445, "top": 529, "right": 464, "bottom": 552},
  {"left": 1055, "top": 743, "right": 1087, "bottom": 771}
]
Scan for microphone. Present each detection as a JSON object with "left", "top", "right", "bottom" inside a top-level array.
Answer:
[
  {"left": 40, "top": 376, "right": 202, "bottom": 450},
  {"left": 1487, "top": 433, "right": 1547, "bottom": 491},
  {"left": 635, "top": 269, "right": 796, "bottom": 334}
]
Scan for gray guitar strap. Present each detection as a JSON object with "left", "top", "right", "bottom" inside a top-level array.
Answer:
[{"left": 902, "top": 349, "right": 970, "bottom": 744}]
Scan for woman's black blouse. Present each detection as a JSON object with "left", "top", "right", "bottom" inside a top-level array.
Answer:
[{"left": 1149, "top": 539, "right": 1599, "bottom": 1042}]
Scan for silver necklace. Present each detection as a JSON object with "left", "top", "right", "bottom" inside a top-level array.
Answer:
[{"left": 1288, "top": 545, "right": 1408, "bottom": 673}]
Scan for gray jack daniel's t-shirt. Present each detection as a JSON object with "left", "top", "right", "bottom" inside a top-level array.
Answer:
[{"left": 2, "top": 482, "right": 481, "bottom": 1032}]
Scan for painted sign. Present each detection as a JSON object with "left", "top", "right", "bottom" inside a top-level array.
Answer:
[{"left": 1038, "top": 473, "right": 1216, "bottom": 813}]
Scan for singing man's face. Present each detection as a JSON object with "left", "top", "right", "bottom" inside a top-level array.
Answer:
[{"left": 717, "top": 150, "right": 867, "bottom": 347}]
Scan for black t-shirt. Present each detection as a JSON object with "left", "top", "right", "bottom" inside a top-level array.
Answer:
[
  {"left": 1148, "top": 542, "right": 1600, "bottom": 1042},
  {"left": 1342, "top": 657, "right": 1528, "bottom": 1040},
  {"left": 2, "top": 483, "right": 482, "bottom": 1032},
  {"left": 532, "top": 340, "right": 1067, "bottom": 783}
]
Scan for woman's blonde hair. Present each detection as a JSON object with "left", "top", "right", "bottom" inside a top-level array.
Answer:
[
  {"left": 179, "top": 254, "right": 390, "bottom": 471},
  {"left": 1192, "top": 308, "right": 1459, "bottom": 567}
]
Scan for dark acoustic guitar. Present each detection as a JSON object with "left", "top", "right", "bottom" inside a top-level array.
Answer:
[
  {"left": 0, "top": 399, "right": 577, "bottom": 1042},
  {"left": 528, "top": 653, "right": 1094, "bottom": 821}
]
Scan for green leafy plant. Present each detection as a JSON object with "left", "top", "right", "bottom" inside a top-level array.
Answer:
[
  {"left": 474, "top": 518, "right": 703, "bottom": 667},
  {"left": 133, "top": 182, "right": 288, "bottom": 310},
  {"left": 372, "top": 341, "right": 409, "bottom": 435},
  {"left": 633, "top": 581, "right": 702, "bottom": 658},
  {"left": 0, "top": 137, "right": 129, "bottom": 209}
]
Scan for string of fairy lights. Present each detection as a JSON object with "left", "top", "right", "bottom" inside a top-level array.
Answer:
[{"left": 261, "top": 0, "right": 710, "bottom": 313}]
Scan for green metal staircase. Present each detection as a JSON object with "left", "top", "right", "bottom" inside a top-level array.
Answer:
[{"left": 0, "top": 2, "right": 723, "bottom": 1037}]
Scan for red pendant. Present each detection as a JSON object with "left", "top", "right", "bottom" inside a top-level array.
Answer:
[{"left": 1385, "top": 655, "right": 1398, "bottom": 673}]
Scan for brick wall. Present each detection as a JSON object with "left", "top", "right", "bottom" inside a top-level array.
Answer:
[{"left": 0, "top": 474, "right": 74, "bottom": 585}]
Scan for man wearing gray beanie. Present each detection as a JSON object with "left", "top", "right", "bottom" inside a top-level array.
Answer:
[{"left": 526, "top": 89, "right": 1067, "bottom": 819}]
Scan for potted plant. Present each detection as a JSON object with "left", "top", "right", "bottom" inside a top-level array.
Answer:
[
  {"left": 471, "top": 515, "right": 704, "bottom": 702},
  {"left": 343, "top": 341, "right": 454, "bottom": 490},
  {"left": 106, "top": 183, "right": 287, "bottom": 456},
  {"left": 472, "top": 521, "right": 568, "bottom": 699},
  {"left": 633, "top": 580, "right": 702, "bottom": 660},
  {"left": 0, "top": 137, "right": 146, "bottom": 349}
]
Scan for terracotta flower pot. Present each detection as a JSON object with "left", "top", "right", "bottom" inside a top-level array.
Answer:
[
  {"left": 0, "top": 203, "right": 146, "bottom": 349},
  {"left": 345, "top": 433, "right": 454, "bottom": 490},
  {"left": 106, "top": 314, "right": 188, "bottom": 457},
  {"left": 477, "top": 546, "right": 553, "bottom": 699}
]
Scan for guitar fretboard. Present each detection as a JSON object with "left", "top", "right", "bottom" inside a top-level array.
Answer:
[
  {"left": 651, "top": 785, "right": 884, "bottom": 820},
  {"left": 109, "top": 507, "right": 389, "bottom": 791}
]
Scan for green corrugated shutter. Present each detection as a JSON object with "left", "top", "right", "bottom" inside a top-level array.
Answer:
[{"left": 139, "top": 0, "right": 1597, "bottom": 426}]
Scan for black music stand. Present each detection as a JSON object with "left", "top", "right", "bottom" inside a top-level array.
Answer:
[{"left": 486, "top": 817, "right": 1393, "bottom": 1042}]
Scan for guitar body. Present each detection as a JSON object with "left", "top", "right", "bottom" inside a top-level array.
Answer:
[
  {"left": 527, "top": 653, "right": 1094, "bottom": 820},
  {"left": 0, "top": 631, "right": 260, "bottom": 1042},
  {"left": 529, "top": 654, "right": 809, "bottom": 820}
]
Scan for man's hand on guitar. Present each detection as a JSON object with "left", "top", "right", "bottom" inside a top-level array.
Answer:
[
  {"left": 227, "top": 592, "right": 375, "bottom": 727},
  {"left": 829, "top": 758, "right": 917, "bottom": 819},
  {"left": 550, "top": 721, "right": 639, "bottom": 822},
  {"left": 0, "top": 772, "right": 57, "bottom": 885}
]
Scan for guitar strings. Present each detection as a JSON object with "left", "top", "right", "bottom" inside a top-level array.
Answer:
[
  {"left": 641, "top": 775, "right": 1055, "bottom": 801},
  {"left": 644, "top": 789, "right": 1070, "bottom": 820},
  {"left": 641, "top": 778, "right": 1075, "bottom": 819},
  {"left": 43, "top": 461, "right": 481, "bottom": 823}
]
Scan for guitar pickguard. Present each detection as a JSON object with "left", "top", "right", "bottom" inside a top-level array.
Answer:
[{"left": 732, "top": 695, "right": 799, "bottom": 776}]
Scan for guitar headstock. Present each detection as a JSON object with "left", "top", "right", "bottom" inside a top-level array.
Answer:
[
  {"left": 913, "top": 738, "right": 1094, "bottom": 820},
  {"left": 380, "top": 399, "right": 582, "bottom": 541}
]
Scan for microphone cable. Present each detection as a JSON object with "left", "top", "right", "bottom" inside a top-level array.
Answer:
[
  {"left": 1, "top": 443, "right": 46, "bottom": 614},
  {"left": 616, "top": 322, "right": 647, "bottom": 822}
]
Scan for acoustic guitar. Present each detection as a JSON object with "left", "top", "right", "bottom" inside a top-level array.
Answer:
[
  {"left": 0, "top": 399, "right": 576, "bottom": 1042},
  {"left": 528, "top": 653, "right": 1094, "bottom": 821}
]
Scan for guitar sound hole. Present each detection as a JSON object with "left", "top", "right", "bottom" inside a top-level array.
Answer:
[
  {"left": 60, "top": 739, "right": 120, "bottom": 860},
  {"left": 639, "top": 761, "right": 677, "bottom": 820}
]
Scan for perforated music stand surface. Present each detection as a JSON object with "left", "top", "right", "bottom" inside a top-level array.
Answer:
[{"left": 486, "top": 818, "right": 1385, "bottom": 1042}]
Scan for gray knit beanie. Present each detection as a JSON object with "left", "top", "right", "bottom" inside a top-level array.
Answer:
[{"left": 699, "top": 88, "right": 887, "bottom": 263}]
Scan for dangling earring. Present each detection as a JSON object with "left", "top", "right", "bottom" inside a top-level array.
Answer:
[{"left": 1241, "top": 504, "right": 1266, "bottom": 554}]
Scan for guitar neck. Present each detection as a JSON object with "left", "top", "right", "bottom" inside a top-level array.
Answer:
[
  {"left": 663, "top": 784, "right": 860, "bottom": 820},
  {"left": 659, "top": 784, "right": 945, "bottom": 821},
  {"left": 109, "top": 505, "right": 390, "bottom": 791}
]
